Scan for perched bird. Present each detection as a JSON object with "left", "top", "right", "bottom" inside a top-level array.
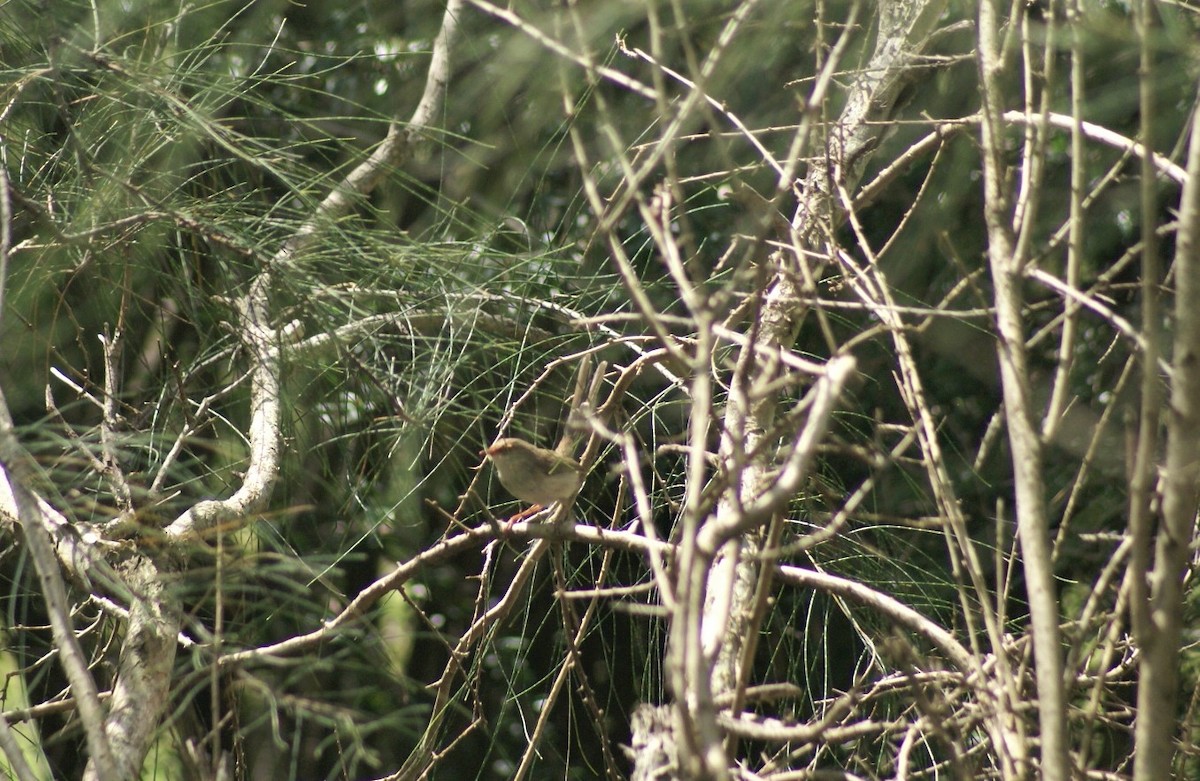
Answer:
[{"left": 483, "top": 437, "right": 584, "bottom": 508}]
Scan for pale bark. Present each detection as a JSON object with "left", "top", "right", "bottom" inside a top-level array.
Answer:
[
  {"left": 976, "top": 2, "right": 1069, "bottom": 778},
  {"left": 660, "top": 2, "right": 950, "bottom": 778},
  {"left": 1132, "top": 86, "right": 1200, "bottom": 781}
]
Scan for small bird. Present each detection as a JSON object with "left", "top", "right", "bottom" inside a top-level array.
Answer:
[{"left": 483, "top": 437, "right": 584, "bottom": 509}]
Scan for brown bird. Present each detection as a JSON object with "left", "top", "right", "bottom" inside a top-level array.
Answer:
[{"left": 483, "top": 437, "right": 584, "bottom": 508}]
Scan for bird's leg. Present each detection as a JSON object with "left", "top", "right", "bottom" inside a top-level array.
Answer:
[{"left": 503, "top": 503, "right": 545, "bottom": 531}]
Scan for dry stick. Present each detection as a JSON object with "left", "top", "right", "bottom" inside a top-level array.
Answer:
[
  {"left": 576, "top": 381, "right": 677, "bottom": 602},
  {"left": 690, "top": 8, "right": 866, "bottom": 759},
  {"left": 757, "top": 424, "right": 921, "bottom": 560},
  {"left": 977, "top": 2, "right": 1068, "bottom": 779},
  {"left": 96, "top": 557, "right": 177, "bottom": 781},
  {"left": 621, "top": 39, "right": 786, "bottom": 180},
  {"left": 221, "top": 522, "right": 663, "bottom": 668},
  {"left": 1077, "top": 563, "right": 1133, "bottom": 774},
  {"left": 554, "top": 0, "right": 696, "bottom": 367},
  {"left": 1027, "top": 269, "right": 1167, "bottom": 375},
  {"left": 617, "top": 431, "right": 675, "bottom": 607},
  {"left": 718, "top": 689, "right": 859, "bottom": 743},
  {"left": 1133, "top": 84, "right": 1200, "bottom": 781},
  {"left": 1010, "top": 5, "right": 1056, "bottom": 274},
  {"left": 775, "top": 566, "right": 974, "bottom": 674},
  {"left": 99, "top": 312, "right": 134, "bottom": 515},
  {"left": 0, "top": 129, "right": 10, "bottom": 325},
  {"left": 858, "top": 110, "right": 1186, "bottom": 216},
  {"left": 1, "top": 692, "right": 113, "bottom": 724},
  {"left": 390, "top": 539, "right": 552, "bottom": 781},
  {"left": 1006, "top": 110, "right": 1185, "bottom": 184},
  {"left": 831, "top": 229, "right": 1028, "bottom": 774},
  {"left": 0, "top": 711, "right": 39, "bottom": 781},
  {"left": 873, "top": 133, "right": 948, "bottom": 263},
  {"left": 1127, "top": 0, "right": 1163, "bottom": 668},
  {"left": 511, "top": 375, "right": 625, "bottom": 780},
  {"left": 0, "top": 413, "right": 119, "bottom": 780},
  {"left": 559, "top": 107, "right": 683, "bottom": 366},
  {"left": 1042, "top": 5, "right": 1088, "bottom": 442},
  {"left": 687, "top": 3, "right": 947, "bottom": 778},
  {"left": 512, "top": 549, "right": 622, "bottom": 781},
  {"left": 0, "top": 150, "right": 117, "bottom": 777},
  {"left": 1030, "top": 220, "right": 1177, "bottom": 359},
  {"left": 465, "top": 0, "right": 655, "bottom": 102},
  {"left": 670, "top": 320, "right": 722, "bottom": 780},
  {"left": 601, "top": 0, "right": 771, "bottom": 226},
  {"left": 698, "top": 356, "right": 856, "bottom": 552},
  {"left": 638, "top": 177, "right": 724, "bottom": 779},
  {"left": 209, "top": 523, "right": 1002, "bottom": 764},
  {"left": 723, "top": 506, "right": 784, "bottom": 762},
  {"left": 557, "top": 0, "right": 769, "bottom": 774},
  {"left": 1052, "top": 359, "right": 1136, "bottom": 562}
]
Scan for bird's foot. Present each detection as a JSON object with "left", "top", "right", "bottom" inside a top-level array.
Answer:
[{"left": 502, "top": 504, "right": 546, "bottom": 531}]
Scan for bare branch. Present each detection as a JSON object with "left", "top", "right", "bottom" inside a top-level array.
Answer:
[
  {"left": 977, "top": 2, "right": 1068, "bottom": 778},
  {"left": 0, "top": 394, "right": 117, "bottom": 780},
  {"left": 165, "top": 0, "right": 465, "bottom": 540},
  {"left": 1133, "top": 81, "right": 1200, "bottom": 781}
]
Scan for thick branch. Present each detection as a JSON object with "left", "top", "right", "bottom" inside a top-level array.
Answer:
[
  {"left": 0, "top": 392, "right": 117, "bottom": 780},
  {"left": 1132, "top": 86, "right": 1200, "bottom": 781},
  {"left": 976, "top": 2, "right": 1068, "bottom": 779},
  {"left": 164, "top": 0, "right": 465, "bottom": 540}
]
